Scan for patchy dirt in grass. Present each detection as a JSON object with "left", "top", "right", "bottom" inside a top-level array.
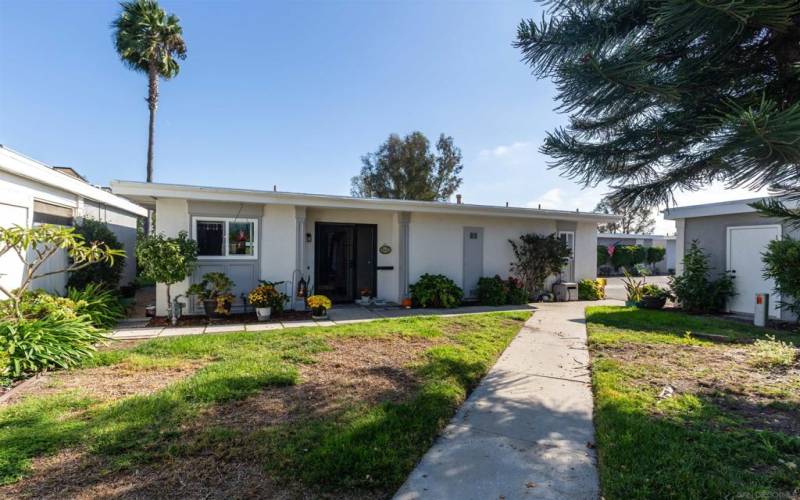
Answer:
[
  {"left": 595, "top": 342, "right": 800, "bottom": 435},
  {"left": 197, "top": 336, "right": 435, "bottom": 430},
  {"left": 1, "top": 358, "right": 208, "bottom": 406},
  {"left": 1, "top": 448, "right": 373, "bottom": 500},
  {"left": 0, "top": 336, "right": 436, "bottom": 499}
]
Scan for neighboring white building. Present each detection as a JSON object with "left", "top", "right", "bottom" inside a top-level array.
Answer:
[
  {"left": 111, "top": 180, "right": 618, "bottom": 315},
  {"left": 664, "top": 197, "right": 799, "bottom": 321},
  {"left": 596, "top": 232, "right": 676, "bottom": 274},
  {"left": 0, "top": 146, "right": 147, "bottom": 296}
]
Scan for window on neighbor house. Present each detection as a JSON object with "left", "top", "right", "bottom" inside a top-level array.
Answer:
[
  {"left": 194, "top": 218, "right": 257, "bottom": 258},
  {"left": 32, "top": 200, "right": 74, "bottom": 226}
]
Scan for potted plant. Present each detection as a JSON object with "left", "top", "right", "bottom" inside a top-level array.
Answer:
[
  {"left": 187, "top": 272, "right": 236, "bottom": 318},
  {"left": 136, "top": 231, "right": 198, "bottom": 324},
  {"left": 621, "top": 270, "right": 645, "bottom": 307},
  {"left": 307, "top": 294, "right": 332, "bottom": 319},
  {"left": 359, "top": 288, "right": 371, "bottom": 305},
  {"left": 248, "top": 283, "right": 288, "bottom": 321},
  {"left": 638, "top": 284, "right": 672, "bottom": 310}
]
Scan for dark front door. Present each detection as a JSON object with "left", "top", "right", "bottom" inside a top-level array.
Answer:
[{"left": 315, "top": 223, "right": 376, "bottom": 303}]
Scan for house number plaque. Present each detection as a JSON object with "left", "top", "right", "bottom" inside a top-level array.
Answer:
[{"left": 379, "top": 244, "right": 392, "bottom": 255}]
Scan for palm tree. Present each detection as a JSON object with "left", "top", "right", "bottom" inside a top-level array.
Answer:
[{"left": 112, "top": 0, "right": 186, "bottom": 183}]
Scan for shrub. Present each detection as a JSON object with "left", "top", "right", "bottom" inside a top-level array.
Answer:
[
  {"left": 578, "top": 278, "right": 606, "bottom": 300},
  {"left": 67, "top": 219, "right": 125, "bottom": 290},
  {"left": 641, "top": 283, "right": 671, "bottom": 299},
  {"left": 611, "top": 245, "right": 647, "bottom": 271},
  {"left": 509, "top": 233, "right": 571, "bottom": 296},
  {"left": 646, "top": 246, "right": 666, "bottom": 266},
  {"left": 669, "top": 241, "right": 735, "bottom": 313},
  {"left": 137, "top": 231, "right": 198, "bottom": 314},
  {"left": 505, "top": 277, "right": 529, "bottom": 305},
  {"left": 761, "top": 236, "right": 800, "bottom": 319},
  {"left": 477, "top": 276, "right": 507, "bottom": 306},
  {"left": 0, "top": 315, "right": 105, "bottom": 378},
  {"left": 749, "top": 335, "right": 798, "bottom": 368},
  {"left": 410, "top": 274, "right": 463, "bottom": 308},
  {"left": 66, "top": 284, "right": 126, "bottom": 330}
]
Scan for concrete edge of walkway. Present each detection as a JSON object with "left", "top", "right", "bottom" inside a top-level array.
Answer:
[{"left": 109, "top": 305, "right": 537, "bottom": 340}]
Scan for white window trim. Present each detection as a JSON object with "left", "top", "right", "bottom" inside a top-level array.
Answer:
[{"left": 192, "top": 216, "right": 258, "bottom": 260}]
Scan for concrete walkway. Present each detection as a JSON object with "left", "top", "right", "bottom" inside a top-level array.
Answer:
[
  {"left": 110, "top": 303, "right": 534, "bottom": 340},
  {"left": 394, "top": 301, "right": 608, "bottom": 500}
]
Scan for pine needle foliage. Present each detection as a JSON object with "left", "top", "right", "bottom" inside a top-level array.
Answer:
[{"left": 515, "top": 1, "right": 800, "bottom": 211}]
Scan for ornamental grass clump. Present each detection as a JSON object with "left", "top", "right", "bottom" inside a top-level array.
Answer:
[{"left": 749, "top": 335, "right": 798, "bottom": 369}]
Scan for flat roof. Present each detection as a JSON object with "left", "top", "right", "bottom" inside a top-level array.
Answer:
[
  {"left": 662, "top": 197, "right": 772, "bottom": 220},
  {"left": 111, "top": 180, "right": 620, "bottom": 224},
  {"left": 0, "top": 145, "right": 148, "bottom": 217}
]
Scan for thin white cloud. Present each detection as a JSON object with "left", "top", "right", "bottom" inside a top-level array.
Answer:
[
  {"left": 526, "top": 187, "right": 604, "bottom": 212},
  {"left": 478, "top": 141, "right": 531, "bottom": 159}
]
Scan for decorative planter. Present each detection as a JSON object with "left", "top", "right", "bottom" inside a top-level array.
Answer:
[
  {"left": 255, "top": 306, "right": 272, "bottom": 321},
  {"left": 401, "top": 298, "right": 412, "bottom": 309},
  {"left": 311, "top": 306, "right": 328, "bottom": 320},
  {"left": 202, "top": 298, "right": 231, "bottom": 318},
  {"left": 359, "top": 295, "right": 371, "bottom": 305},
  {"left": 638, "top": 296, "right": 667, "bottom": 310}
]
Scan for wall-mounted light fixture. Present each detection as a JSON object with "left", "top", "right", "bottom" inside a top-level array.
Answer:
[{"left": 306, "top": 233, "right": 312, "bottom": 242}]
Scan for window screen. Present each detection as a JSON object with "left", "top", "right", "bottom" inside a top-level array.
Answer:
[{"left": 197, "top": 220, "right": 224, "bottom": 256}]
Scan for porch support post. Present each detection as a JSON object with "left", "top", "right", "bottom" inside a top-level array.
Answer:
[
  {"left": 397, "top": 211, "right": 411, "bottom": 301},
  {"left": 294, "top": 206, "right": 307, "bottom": 310}
]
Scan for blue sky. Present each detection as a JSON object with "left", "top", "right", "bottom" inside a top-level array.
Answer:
[{"left": 0, "top": 1, "right": 763, "bottom": 233}]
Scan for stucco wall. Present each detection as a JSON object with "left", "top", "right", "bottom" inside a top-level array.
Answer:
[
  {"left": 683, "top": 212, "right": 799, "bottom": 321},
  {"left": 407, "top": 213, "right": 592, "bottom": 294}
]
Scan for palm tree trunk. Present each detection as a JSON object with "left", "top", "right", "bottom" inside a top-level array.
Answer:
[{"left": 146, "top": 63, "right": 159, "bottom": 183}]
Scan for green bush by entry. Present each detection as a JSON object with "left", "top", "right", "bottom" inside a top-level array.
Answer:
[
  {"left": 476, "top": 275, "right": 530, "bottom": 306},
  {"left": 410, "top": 274, "right": 463, "bottom": 308},
  {"left": 670, "top": 241, "right": 735, "bottom": 313},
  {"left": 66, "top": 218, "right": 126, "bottom": 291},
  {"left": 578, "top": 278, "right": 607, "bottom": 300},
  {"left": 761, "top": 236, "right": 800, "bottom": 318}
]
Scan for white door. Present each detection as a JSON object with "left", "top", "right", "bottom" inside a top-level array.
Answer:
[
  {"left": 727, "top": 225, "right": 781, "bottom": 317},
  {"left": 559, "top": 231, "right": 575, "bottom": 282},
  {"left": 0, "top": 203, "right": 29, "bottom": 298}
]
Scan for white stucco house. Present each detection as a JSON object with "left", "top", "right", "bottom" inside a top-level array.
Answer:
[
  {"left": 111, "top": 180, "right": 618, "bottom": 315},
  {"left": 0, "top": 146, "right": 147, "bottom": 296},
  {"left": 664, "top": 197, "right": 798, "bottom": 321}
]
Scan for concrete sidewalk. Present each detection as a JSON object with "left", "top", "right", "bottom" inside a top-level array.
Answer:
[
  {"left": 394, "top": 301, "right": 608, "bottom": 500},
  {"left": 110, "top": 303, "right": 534, "bottom": 340}
]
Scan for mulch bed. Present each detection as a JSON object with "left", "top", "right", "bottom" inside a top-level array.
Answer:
[{"left": 148, "top": 310, "right": 313, "bottom": 327}]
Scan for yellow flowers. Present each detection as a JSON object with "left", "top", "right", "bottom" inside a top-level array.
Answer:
[{"left": 306, "top": 295, "right": 332, "bottom": 310}]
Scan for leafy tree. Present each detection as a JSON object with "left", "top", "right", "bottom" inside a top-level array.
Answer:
[
  {"left": 0, "top": 225, "right": 124, "bottom": 319},
  {"left": 509, "top": 233, "right": 571, "bottom": 296},
  {"left": 351, "top": 132, "right": 463, "bottom": 201},
  {"left": 595, "top": 196, "right": 655, "bottom": 234},
  {"left": 67, "top": 219, "right": 125, "bottom": 290},
  {"left": 670, "top": 241, "right": 735, "bottom": 313},
  {"left": 515, "top": 2, "right": 800, "bottom": 212},
  {"left": 761, "top": 236, "right": 800, "bottom": 319},
  {"left": 136, "top": 231, "right": 197, "bottom": 308},
  {"left": 112, "top": 0, "right": 186, "bottom": 183},
  {"left": 610, "top": 245, "right": 646, "bottom": 272},
  {"left": 646, "top": 246, "right": 667, "bottom": 268}
]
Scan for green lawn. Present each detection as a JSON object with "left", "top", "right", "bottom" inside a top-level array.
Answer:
[
  {"left": 0, "top": 311, "right": 528, "bottom": 497},
  {"left": 586, "top": 306, "right": 800, "bottom": 499}
]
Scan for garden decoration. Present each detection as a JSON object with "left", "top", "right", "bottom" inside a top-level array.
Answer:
[{"left": 187, "top": 272, "right": 236, "bottom": 318}]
